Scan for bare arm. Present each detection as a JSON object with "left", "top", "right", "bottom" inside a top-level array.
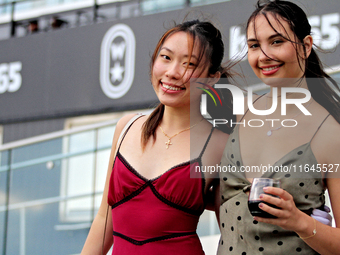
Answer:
[
  {"left": 202, "top": 128, "right": 228, "bottom": 231},
  {"left": 295, "top": 126, "right": 340, "bottom": 254},
  {"left": 80, "top": 114, "right": 137, "bottom": 255},
  {"left": 300, "top": 178, "right": 340, "bottom": 254},
  {"left": 255, "top": 120, "right": 340, "bottom": 254}
]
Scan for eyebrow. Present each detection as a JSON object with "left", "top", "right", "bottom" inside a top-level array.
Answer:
[
  {"left": 247, "top": 33, "right": 284, "bottom": 43},
  {"left": 160, "top": 46, "right": 198, "bottom": 60}
]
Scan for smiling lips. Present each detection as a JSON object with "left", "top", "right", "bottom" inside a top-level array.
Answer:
[
  {"left": 161, "top": 82, "right": 185, "bottom": 93},
  {"left": 259, "top": 64, "right": 283, "bottom": 75}
]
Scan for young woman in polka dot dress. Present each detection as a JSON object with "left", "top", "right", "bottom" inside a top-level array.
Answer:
[{"left": 218, "top": 0, "right": 340, "bottom": 254}]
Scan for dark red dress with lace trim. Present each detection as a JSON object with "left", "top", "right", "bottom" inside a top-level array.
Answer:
[{"left": 107, "top": 124, "right": 213, "bottom": 255}]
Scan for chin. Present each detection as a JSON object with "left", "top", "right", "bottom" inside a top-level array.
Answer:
[
  {"left": 261, "top": 77, "right": 285, "bottom": 87},
  {"left": 260, "top": 77, "right": 302, "bottom": 87},
  {"left": 160, "top": 99, "right": 188, "bottom": 108}
]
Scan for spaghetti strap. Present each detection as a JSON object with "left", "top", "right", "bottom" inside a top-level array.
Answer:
[
  {"left": 117, "top": 113, "right": 144, "bottom": 151},
  {"left": 239, "top": 94, "right": 266, "bottom": 122},
  {"left": 310, "top": 114, "right": 331, "bottom": 143},
  {"left": 198, "top": 127, "right": 215, "bottom": 158}
]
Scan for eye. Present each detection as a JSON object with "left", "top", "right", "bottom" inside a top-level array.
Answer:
[
  {"left": 272, "top": 40, "right": 283, "bottom": 45},
  {"left": 184, "top": 62, "right": 197, "bottom": 68},
  {"left": 160, "top": 54, "right": 170, "bottom": 60},
  {"left": 188, "top": 62, "right": 197, "bottom": 67},
  {"left": 248, "top": 43, "right": 259, "bottom": 49}
]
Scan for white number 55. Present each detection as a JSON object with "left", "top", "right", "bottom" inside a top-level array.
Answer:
[
  {"left": 0, "top": 61, "right": 22, "bottom": 94},
  {"left": 309, "top": 13, "right": 340, "bottom": 50}
]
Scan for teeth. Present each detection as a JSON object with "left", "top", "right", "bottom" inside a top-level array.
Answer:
[
  {"left": 262, "top": 66, "right": 279, "bottom": 71},
  {"left": 162, "top": 83, "right": 182, "bottom": 91}
]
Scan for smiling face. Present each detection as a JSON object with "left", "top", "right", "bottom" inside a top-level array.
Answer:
[
  {"left": 247, "top": 14, "right": 308, "bottom": 85},
  {"left": 151, "top": 31, "right": 211, "bottom": 108}
]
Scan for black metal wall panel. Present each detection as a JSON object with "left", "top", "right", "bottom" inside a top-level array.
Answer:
[{"left": 0, "top": 0, "right": 338, "bottom": 124}]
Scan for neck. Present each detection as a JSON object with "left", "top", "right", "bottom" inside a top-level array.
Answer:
[
  {"left": 161, "top": 104, "right": 203, "bottom": 130},
  {"left": 267, "top": 77, "right": 309, "bottom": 99},
  {"left": 265, "top": 80, "right": 313, "bottom": 116}
]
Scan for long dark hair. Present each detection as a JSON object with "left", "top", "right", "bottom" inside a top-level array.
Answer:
[
  {"left": 142, "top": 20, "right": 233, "bottom": 149},
  {"left": 246, "top": 0, "right": 340, "bottom": 123}
]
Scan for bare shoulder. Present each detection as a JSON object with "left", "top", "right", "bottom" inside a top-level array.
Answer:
[
  {"left": 317, "top": 115, "right": 340, "bottom": 164},
  {"left": 319, "top": 117, "right": 340, "bottom": 222},
  {"left": 239, "top": 93, "right": 263, "bottom": 120},
  {"left": 245, "top": 93, "right": 262, "bottom": 100},
  {"left": 245, "top": 93, "right": 262, "bottom": 104},
  {"left": 203, "top": 128, "right": 229, "bottom": 173},
  {"left": 199, "top": 123, "right": 229, "bottom": 154},
  {"left": 112, "top": 113, "right": 146, "bottom": 146},
  {"left": 196, "top": 121, "right": 229, "bottom": 157},
  {"left": 321, "top": 115, "right": 340, "bottom": 145},
  {"left": 210, "top": 128, "right": 229, "bottom": 149},
  {"left": 115, "top": 113, "right": 142, "bottom": 133}
]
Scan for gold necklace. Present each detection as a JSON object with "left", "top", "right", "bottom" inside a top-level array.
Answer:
[{"left": 159, "top": 118, "right": 204, "bottom": 149}]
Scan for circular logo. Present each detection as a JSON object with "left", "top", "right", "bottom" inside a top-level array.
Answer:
[{"left": 100, "top": 24, "right": 136, "bottom": 99}]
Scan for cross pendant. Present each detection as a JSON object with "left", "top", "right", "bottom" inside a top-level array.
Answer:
[{"left": 165, "top": 139, "right": 172, "bottom": 149}]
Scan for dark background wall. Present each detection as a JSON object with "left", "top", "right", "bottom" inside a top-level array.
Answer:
[{"left": 1, "top": 0, "right": 339, "bottom": 142}]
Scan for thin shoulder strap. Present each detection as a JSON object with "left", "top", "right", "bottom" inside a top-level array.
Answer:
[
  {"left": 310, "top": 113, "right": 331, "bottom": 142},
  {"left": 117, "top": 113, "right": 144, "bottom": 150},
  {"left": 239, "top": 94, "right": 265, "bottom": 122},
  {"left": 199, "top": 127, "right": 215, "bottom": 158}
]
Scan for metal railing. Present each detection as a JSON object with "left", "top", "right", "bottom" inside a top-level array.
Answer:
[
  {"left": 0, "top": 109, "right": 222, "bottom": 254},
  {"left": 0, "top": 117, "right": 118, "bottom": 152},
  {"left": 0, "top": 0, "right": 225, "bottom": 39},
  {"left": 0, "top": 118, "right": 118, "bottom": 255},
  {"left": 0, "top": 0, "right": 134, "bottom": 37}
]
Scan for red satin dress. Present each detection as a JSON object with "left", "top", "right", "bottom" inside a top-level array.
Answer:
[{"left": 107, "top": 124, "right": 214, "bottom": 255}]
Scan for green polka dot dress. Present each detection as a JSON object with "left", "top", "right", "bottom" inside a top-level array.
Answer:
[{"left": 218, "top": 125, "right": 325, "bottom": 255}]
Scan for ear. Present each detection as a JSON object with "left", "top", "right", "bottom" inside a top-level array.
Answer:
[
  {"left": 208, "top": 71, "right": 221, "bottom": 85},
  {"left": 303, "top": 35, "right": 313, "bottom": 58}
]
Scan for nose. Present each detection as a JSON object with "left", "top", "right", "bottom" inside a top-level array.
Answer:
[
  {"left": 165, "top": 62, "right": 182, "bottom": 79},
  {"left": 258, "top": 46, "right": 271, "bottom": 62}
]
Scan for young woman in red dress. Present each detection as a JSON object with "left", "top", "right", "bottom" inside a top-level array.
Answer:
[{"left": 81, "top": 20, "right": 230, "bottom": 255}]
